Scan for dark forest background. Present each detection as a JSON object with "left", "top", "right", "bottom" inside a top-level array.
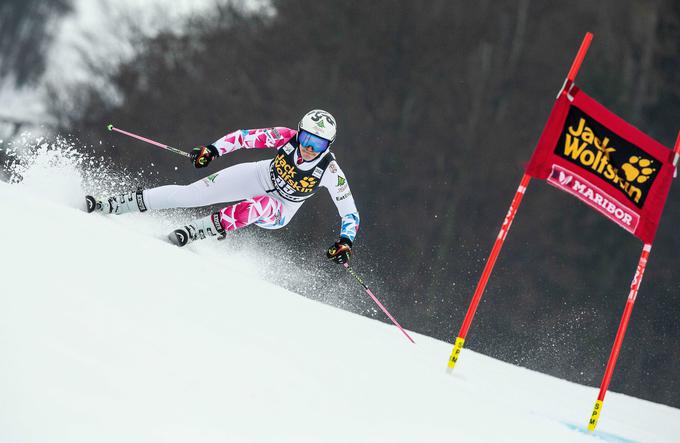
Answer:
[{"left": 2, "top": 0, "right": 680, "bottom": 407}]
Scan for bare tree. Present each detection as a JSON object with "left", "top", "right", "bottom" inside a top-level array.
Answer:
[{"left": 0, "top": 0, "right": 73, "bottom": 86}]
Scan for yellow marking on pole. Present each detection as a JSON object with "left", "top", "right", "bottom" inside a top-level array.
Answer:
[
  {"left": 447, "top": 337, "right": 465, "bottom": 371},
  {"left": 588, "top": 400, "right": 603, "bottom": 432}
]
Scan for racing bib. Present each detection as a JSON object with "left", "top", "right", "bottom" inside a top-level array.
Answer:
[{"left": 269, "top": 141, "right": 334, "bottom": 203}]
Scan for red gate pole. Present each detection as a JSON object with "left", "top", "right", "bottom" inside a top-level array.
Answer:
[
  {"left": 446, "top": 32, "right": 594, "bottom": 372},
  {"left": 673, "top": 131, "right": 680, "bottom": 171},
  {"left": 588, "top": 131, "right": 680, "bottom": 431},
  {"left": 566, "top": 33, "right": 593, "bottom": 84},
  {"left": 446, "top": 174, "right": 530, "bottom": 371},
  {"left": 587, "top": 243, "right": 652, "bottom": 431}
]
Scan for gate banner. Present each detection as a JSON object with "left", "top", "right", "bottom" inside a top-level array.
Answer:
[{"left": 525, "top": 82, "right": 675, "bottom": 243}]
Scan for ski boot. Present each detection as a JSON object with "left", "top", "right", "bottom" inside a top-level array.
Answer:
[
  {"left": 85, "top": 188, "right": 147, "bottom": 215},
  {"left": 168, "top": 212, "right": 225, "bottom": 247}
]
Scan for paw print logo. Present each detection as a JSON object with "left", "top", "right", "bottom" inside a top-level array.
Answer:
[
  {"left": 621, "top": 156, "right": 656, "bottom": 184},
  {"left": 299, "top": 177, "right": 317, "bottom": 188}
]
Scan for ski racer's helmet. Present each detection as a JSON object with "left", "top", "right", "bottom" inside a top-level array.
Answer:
[{"left": 298, "top": 109, "right": 337, "bottom": 152}]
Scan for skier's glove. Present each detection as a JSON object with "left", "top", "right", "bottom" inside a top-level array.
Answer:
[
  {"left": 190, "top": 144, "right": 219, "bottom": 168},
  {"left": 326, "top": 237, "right": 352, "bottom": 265}
]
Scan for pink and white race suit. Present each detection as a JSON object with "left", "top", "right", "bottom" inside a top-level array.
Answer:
[{"left": 142, "top": 127, "right": 360, "bottom": 242}]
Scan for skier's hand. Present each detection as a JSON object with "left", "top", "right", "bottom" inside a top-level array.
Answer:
[
  {"left": 190, "top": 145, "right": 219, "bottom": 168},
  {"left": 326, "top": 237, "right": 352, "bottom": 264}
]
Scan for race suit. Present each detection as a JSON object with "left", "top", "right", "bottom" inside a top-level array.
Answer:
[{"left": 142, "top": 127, "right": 360, "bottom": 242}]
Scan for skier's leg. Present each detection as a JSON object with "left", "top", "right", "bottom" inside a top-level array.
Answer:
[
  {"left": 218, "top": 195, "right": 284, "bottom": 231},
  {"left": 253, "top": 199, "right": 300, "bottom": 230},
  {"left": 169, "top": 195, "right": 285, "bottom": 247},
  {"left": 87, "top": 162, "right": 267, "bottom": 215},
  {"left": 144, "top": 162, "right": 266, "bottom": 210}
]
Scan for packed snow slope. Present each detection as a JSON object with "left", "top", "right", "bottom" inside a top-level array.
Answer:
[{"left": 1, "top": 152, "right": 680, "bottom": 443}]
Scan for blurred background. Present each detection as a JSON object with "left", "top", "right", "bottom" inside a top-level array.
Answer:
[{"left": 1, "top": 0, "right": 679, "bottom": 408}]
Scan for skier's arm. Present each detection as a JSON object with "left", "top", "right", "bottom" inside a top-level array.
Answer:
[
  {"left": 211, "top": 127, "right": 297, "bottom": 156},
  {"left": 321, "top": 161, "right": 360, "bottom": 243},
  {"left": 192, "top": 127, "right": 296, "bottom": 168}
]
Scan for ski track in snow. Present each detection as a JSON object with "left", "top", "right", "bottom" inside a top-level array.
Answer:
[{"left": 1, "top": 142, "right": 679, "bottom": 442}]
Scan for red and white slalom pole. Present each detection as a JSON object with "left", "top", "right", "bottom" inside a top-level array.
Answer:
[
  {"left": 587, "top": 243, "right": 651, "bottom": 431},
  {"left": 588, "top": 131, "right": 680, "bottom": 432},
  {"left": 106, "top": 124, "right": 191, "bottom": 158},
  {"left": 446, "top": 32, "right": 593, "bottom": 373},
  {"left": 446, "top": 174, "right": 530, "bottom": 370},
  {"left": 344, "top": 263, "right": 415, "bottom": 344}
]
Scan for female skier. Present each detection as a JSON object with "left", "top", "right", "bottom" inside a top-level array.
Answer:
[{"left": 86, "top": 109, "right": 359, "bottom": 264}]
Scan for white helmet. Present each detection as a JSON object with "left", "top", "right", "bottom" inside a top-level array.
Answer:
[{"left": 298, "top": 109, "right": 337, "bottom": 143}]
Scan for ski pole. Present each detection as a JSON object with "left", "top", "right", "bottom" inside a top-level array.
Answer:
[
  {"left": 106, "top": 124, "right": 191, "bottom": 158},
  {"left": 343, "top": 263, "right": 415, "bottom": 343}
]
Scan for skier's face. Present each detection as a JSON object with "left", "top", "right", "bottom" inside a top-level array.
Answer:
[{"left": 299, "top": 145, "right": 321, "bottom": 161}]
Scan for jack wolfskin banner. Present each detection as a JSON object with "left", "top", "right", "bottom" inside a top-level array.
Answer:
[{"left": 525, "top": 81, "right": 675, "bottom": 243}]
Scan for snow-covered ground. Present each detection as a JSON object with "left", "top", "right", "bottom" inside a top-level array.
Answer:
[{"left": 1, "top": 145, "right": 679, "bottom": 443}]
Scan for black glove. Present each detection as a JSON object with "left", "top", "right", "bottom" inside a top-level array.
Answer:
[
  {"left": 190, "top": 144, "right": 219, "bottom": 168},
  {"left": 326, "top": 237, "right": 352, "bottom": 264}
]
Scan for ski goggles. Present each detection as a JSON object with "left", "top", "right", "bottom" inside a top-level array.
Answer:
[{"left": 298, "top": 130, "right": 331, "bottom": 153}]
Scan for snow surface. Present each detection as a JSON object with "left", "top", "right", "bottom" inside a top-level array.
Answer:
[{"left": 1, "top": 146, "right": 680, "bottom": 443}]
